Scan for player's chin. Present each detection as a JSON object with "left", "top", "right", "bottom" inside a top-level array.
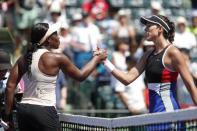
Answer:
[
  {"left": 145, "top": 37, "right": 151, "bottom": 41},
  {"left": 145, "top": 35, "right": 153, "bottom": 41}
]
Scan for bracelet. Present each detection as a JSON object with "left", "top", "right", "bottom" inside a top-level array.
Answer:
[{"left": 103, "top": 59, "right": 115, "bottom": 72}]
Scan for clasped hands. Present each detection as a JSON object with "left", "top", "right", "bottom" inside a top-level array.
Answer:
[{"left": 93, "top": 48, "right": 107, "bottom": 62}]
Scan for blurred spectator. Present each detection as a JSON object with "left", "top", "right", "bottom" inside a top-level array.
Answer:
[
  {"left": 70, "top": 13, "right": 91, "bottom": 69},
  {"left": 110, "top": 40, "right": 129, "bottom": 96},
  {"left": 177, "top": 48, "right": 197, "bottom": 108},
  {"left": 82, "top": 0, "right": 109, "bottom": 20},
  {"left": 71, "top": 13, "right": 102, "bottom": 69},
  {"left": 187, "top": 10, "right": 197, "bottom": 38},
  {"left": 110, "top": 40, "right": 129, "bottom": 111},
  {"left": 0, "top": 0, "right": 16, "bottom": 32},
  {"left": 44, "top": 0, "right": 67, "bottom": 28},
  {"left": 110, "top": 41, "right": 147, "bottom": 114},
  {"left": 151, "top": 1, "right": 164, "bottom": 15},
  {"left": 173, "top": 16, "right": 197, "bottom": 50},
  {"left": 112, "top": 9, "right": 137, "bottom": 54},
  {"left": 53, "top": 23, "right": 72, "bottom": 56},
  {"left": 124, "top": 56, "right": 148, "bottom": 115},
  {"left": 71, "top": 14, "right": 102, "bottom": 110},
  {"left": 14, "top": 0, "right": 41, "bottom": 59}
]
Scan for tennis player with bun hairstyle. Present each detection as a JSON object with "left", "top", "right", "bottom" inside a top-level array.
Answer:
[
  {"left": 103, "top": 15, "right": 197, "bottom": 113},
  {"left": 4, "top": 23, "right": 106, "bottom": 131}
]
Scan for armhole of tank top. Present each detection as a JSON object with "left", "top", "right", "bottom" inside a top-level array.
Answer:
[{"left": 162, "top": 44, "right": 176, "bottom": 72}]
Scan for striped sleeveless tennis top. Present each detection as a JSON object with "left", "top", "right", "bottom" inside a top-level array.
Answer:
[
  {"left": 21, "top": 49, "right": 57, "bottom": 106},
  {"left": 145, "top": 45, "right": 180, "bottom": 113}
]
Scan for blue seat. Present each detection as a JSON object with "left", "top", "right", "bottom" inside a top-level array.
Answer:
[
  {"left": 66, "top": 0, "right": 82, "bottom": 7},
  {"left": 125, "top": 0, "right": 150, "bottom": 8},
  {"left": 162, "top": 0, "right": 183, "bottom": 8},
  {"left": 109, "top": 0, "right": 125, "bottom": 8},
  {"left": 66, "top": 7, "right": 82, "bottom": 19}
]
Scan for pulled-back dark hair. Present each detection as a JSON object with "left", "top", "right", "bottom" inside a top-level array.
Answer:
[
  {"left": 158, "top": 15, "right": 175, "bottom": 43},
  {"left": 25, "top": 23, "right": 49, "bottom": 76}
]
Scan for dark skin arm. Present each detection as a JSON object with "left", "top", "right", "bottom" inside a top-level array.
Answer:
[
  {"left": 57, "top": 52, "right": 106, "bottom": 81},
  {"left": 5, "top": 56, "right": 27, "bottom": 117},
  {"left": 39, "top": 50, "right": 107, "bottom": 81},
  {"left": 5, "top": 49, "right": 106, "bottom": 116}
]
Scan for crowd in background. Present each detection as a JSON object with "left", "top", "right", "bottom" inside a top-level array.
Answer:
[{"left": 0, "top": 0, "right": 197, "bottom": 117}]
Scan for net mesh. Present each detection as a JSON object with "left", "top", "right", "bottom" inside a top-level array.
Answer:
[{"left": 59, "top": 108, "right": 197, "bottom": 131}]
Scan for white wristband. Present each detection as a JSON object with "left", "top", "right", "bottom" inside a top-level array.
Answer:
[{"left": 103, "top": 59, "right": 115, "bottom": 72}]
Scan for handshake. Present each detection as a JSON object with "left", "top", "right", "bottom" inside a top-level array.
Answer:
[
  {"left": 93, "top": 48, "right": 115, "bottom": 72},
  {"left": 92, "top": 48, "right": 108, "bottom": 62},
  {"left": 93, "top": 48, "right": 107, "bottom": 57}
]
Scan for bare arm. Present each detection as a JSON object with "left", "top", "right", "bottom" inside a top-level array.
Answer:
[
  {"left": 5, "top": 56, "right": 27, "bottom": 116},
  {"left": 170, "top": 48, "right": 197, "bottom": 105},
  {"left": 59, "top": 50, "right": 107, "bottom": 81},
  {"left": 110, "top": 50, "right": 152, "bottom": 85}
]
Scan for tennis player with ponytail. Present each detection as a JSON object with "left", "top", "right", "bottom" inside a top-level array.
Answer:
[
  {"left": 103, "top": 15, "right": 197, "bottom": 114},
  {"left": 4, "top": 23, "right": 106, "bottom": 131}
]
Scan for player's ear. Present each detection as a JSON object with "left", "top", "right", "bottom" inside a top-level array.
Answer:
[{"left": 158, "top": 25, "right": 163, "bottom": 33}]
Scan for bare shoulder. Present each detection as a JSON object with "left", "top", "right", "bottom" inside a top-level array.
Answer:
[
  {"left": 167, "top": 45, "right": 182, "bottom": 58},
  {"left": 42, "top": 52, "right": 70, "bottom": 64},
  {"left": 167, "top": 45, "right": 180, "bottom": 54},
  {"left": 42, "top": 52, "right": 65, "bottom": 59}
]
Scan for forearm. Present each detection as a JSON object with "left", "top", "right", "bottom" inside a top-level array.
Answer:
[
  {"left": 112, "top": 69, "right": 135, "bottom": 86},
  {"left": 79, "top": 56, "right": 99, "bottom": 81},
  {"left": 104, "top": 59, "right": 138, "bottom": 85},
  {"left": 5, "top": 86, "right": 15, "bottom": 116}
]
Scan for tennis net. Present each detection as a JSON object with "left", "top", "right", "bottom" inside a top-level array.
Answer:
[{"left": 59, "top": 107, "right": 197, "bottom": 131}]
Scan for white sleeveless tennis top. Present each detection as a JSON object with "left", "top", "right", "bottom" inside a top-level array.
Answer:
[{"left": 21, "top": 49, "right": 57, "bottom": 106}]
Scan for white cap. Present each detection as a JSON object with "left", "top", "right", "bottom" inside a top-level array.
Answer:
[
  {"left": 60, "top": 23, "right": 69, "bottom": 29},
  {"left": 50, "top": 1, "right": 61, "bottom": 13},
  {"left": 176, "top": 16, "right": 187, "bottom": 25},
  {"left": 39, "top": 24, "right": 58, "bottom": 45},
  {"left": 143, "top": 40, "right": 154, "bottom": 46},
  {"left": 151, "top": 1, "right": 161, "bottom": 11},
  {"left": 191, "top": 10, "right": 197, "bottom": 17},
  {"left": 72, "top": 13, "right": 82, "bottom": 21},
  {"left": 118, "top": 9, "right": 127, "bottom": 16}
]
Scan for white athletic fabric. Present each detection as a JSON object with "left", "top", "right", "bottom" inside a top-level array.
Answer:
[{"left": 21, "top": 49, "right": 57, "bottom": 106}]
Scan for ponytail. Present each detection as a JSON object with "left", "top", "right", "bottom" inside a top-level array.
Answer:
[
  {"left": 167, "top": 21, "right": 175, "bottom": 43},
  {"left": 159, "top": 15, "right": 175, "bottom": 43},
  {"left": 25, "top": 43, "right": 41, "bottom": 76},
  {"left": 25, "top": 23, "right": 49, "bottom": 76}
]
